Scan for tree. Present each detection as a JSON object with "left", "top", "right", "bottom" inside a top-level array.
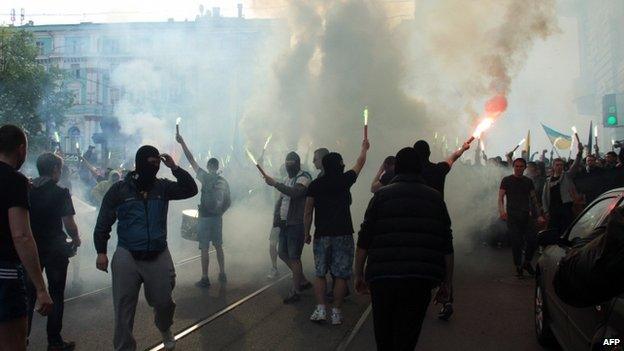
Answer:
[{"left": 0, "top": 27, "right": 74, "bottom": 153}]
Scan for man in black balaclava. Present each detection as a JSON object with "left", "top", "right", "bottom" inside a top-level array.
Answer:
[
  {"left": 264, "top": 151, "right": 313, "bottom": 303},
  {"left": 94, "top": 145, "right": 198, "bottom": 351},
  {"left": 134, "top": 145, "right": 161, "bottom": 192},
  {"left": 305, "top": 139, "right": 369, "bottom": 325}
]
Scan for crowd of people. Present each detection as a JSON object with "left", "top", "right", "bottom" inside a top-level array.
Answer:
[{"left": 2, "top": 121, "right": 624, "bottom": 351}]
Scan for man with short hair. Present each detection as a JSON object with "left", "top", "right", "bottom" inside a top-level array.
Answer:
[
  {"left": 27, "top": 152, "right": 81, "bottom": 351},
  {"left": 176, "top": 134, "right": 231, "bottom": 287},
  {"left": 413, "top": 139, "right": 470, "bottom": 197},
  {"left": 305, "top": 139, "right": 369, "bottom": 325},
  {"left": 94, "top": 145, "right": 198, "bottom": 351},
  {"left": 605, "top": 151, "right": 618, "bottom": 169},
  {"left": 312, "top": 148, "right": 330, "bottom": 178},
  {"left": 499, "top": 158, "right": 546, "bottom": 277},
  {"left": 264, "top": 152, "right": 313, "bottom": 303},
  {"left": 0, "top": 125, "right": 53, "bottom": 351},
  {"left": 354, "top": 147, "right": 454, "bottom": 350}
]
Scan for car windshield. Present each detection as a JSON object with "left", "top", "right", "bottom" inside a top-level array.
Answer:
[{"left": 568, "top": 197, "right": 616, "bottom": 243}]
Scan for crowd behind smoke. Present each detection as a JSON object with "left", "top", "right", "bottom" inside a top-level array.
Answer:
[{"left": 16, "top": 0, "right": 562, "bottom": 294}]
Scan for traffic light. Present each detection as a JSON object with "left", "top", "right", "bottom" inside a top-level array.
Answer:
[{"left": 603, "top": 94, "right": 619, "bottom": 127}]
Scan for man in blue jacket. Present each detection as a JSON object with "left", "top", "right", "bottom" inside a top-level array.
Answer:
[{"left": 94, "top": 145, "right": 198, "bottom": 351}]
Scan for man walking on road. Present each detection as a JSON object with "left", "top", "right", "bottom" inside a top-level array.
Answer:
[
  {"left": 354, "top": 147, "right": 454, "bottom": 350},
  {"left": 27, "top": 152, "right": 82, "bottom": 351},
  {"left": 94, "top": 145, "right": 198, "bottom": 351},
  {"left": 176, "top": 134, "right": 231, "bottom": 288},
  {"left": 263, "top": 152, "right": 313, "bottom": 303},
  {"left": 0, "top": 125, "right": 53, "bottom": 351},
  {"left": 499, "top": 158, "right": 545, "bottom": 277},
  {"left": 305, "top": 139, "right": 369, "bottom": 325}
]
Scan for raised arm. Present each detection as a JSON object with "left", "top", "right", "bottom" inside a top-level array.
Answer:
[
  {"left": 175, "top": 134, "right": 201, "bottom": 173},
  {"left": 445, "top": 141, "right": 470, "bottom": 168},
  {"left": 568, "top": 142, "right": 584, "bottom": 176},
  {"left": 351, "top": 139, "right": 370, "bottom": 176},
  {"left": 161, "top": 153, "right": 199, "bottom": 200}
]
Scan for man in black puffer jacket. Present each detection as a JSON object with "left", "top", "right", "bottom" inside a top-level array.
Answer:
[{"left": 354, "top": 147, "right": 454, "bottom": 351}]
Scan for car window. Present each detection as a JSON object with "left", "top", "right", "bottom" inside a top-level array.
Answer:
[{"left": 568, "top": 197, "right": 616, "bottom": 241}]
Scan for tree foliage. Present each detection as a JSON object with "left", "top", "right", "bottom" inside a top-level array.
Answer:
[{"left": 0, "top": 27, "right": 74, "bottom": 153}]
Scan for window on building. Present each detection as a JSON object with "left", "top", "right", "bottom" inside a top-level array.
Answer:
[
  {"left": 71, "top": 64, "right": 80, "bottom": 79},
  {"left": 35, "top": 41, "right": 45, "bottom": 55},
  {"left": 86, "top": 69, "right": 99, "bottom": 105}
]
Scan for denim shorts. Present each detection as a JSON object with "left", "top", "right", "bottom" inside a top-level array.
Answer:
[
  {"left": 278, "top": 224, "right": 305, "bottom": 260},
  {"left": 0, "top": 261, "right": 28, "bottom": 323},
  {"left": 313, "top": 235, "right": 354, "bottom": 279},
  {"left": 198, "top": 216, "right": 223, "bottom": 249}
]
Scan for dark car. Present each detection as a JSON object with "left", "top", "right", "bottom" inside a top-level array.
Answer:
[{"left": 535, "top": 188, "right": 624, "bottom": 351}]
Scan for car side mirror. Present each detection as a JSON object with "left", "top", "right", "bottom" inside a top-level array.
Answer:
[{"left": 537, "top": 229, "right": 562, "bottom": 247}]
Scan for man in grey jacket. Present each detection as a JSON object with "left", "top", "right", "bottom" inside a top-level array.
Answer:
[{"left": 264, "top": 152, "right": 312, "bottom": 303}]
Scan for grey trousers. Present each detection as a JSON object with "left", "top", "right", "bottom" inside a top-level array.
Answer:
[{"left": 112, "top": 247, "right": 176, "bottom": 351}]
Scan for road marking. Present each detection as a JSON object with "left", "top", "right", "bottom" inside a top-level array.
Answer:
[
  {"left": 64, "top": 251, "right": 209, "bottom": 303},
  {"left": 146, "top": 274, "right": 291, "bottom": 351},
  {"left": 336, "top": 304, "right": 372, "bottom": 351}
]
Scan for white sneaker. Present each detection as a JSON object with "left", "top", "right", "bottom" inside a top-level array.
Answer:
[
  {"left": 331, "top": 308, "right": 343, "bottom": 325},
  {"left": 310, "top": 305, "right": 327, "bottom": 323},
  {"left": 267, "top": 267, "right": 278, "bottom": 279},
  {"left": 161, "top": 329, "right": 176, "bottom": 350}
]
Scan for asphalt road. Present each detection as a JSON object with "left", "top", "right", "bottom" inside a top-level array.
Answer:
[
  {"left": 347, "top": 245, "right": 550, "bottom": 351},
  {"left": 28, "top": 215, "right": 549, "bottom": 350}
]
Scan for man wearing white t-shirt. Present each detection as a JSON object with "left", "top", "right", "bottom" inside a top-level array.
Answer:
[{"left": 264, "top": 152, "right": 313, "bottom": 303}]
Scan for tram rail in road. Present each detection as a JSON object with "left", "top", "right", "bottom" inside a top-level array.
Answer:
[
  {"left": 146, "top": 274, "right": 291, "bottom": 351},
  {"left": 64, "top": 251, "right": 211, "bottom": 303}
]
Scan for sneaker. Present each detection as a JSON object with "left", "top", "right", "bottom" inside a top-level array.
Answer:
[
  {"left": 219, "top": 273, "right": 227, "bottom": 283},
  {"left": 299, "top": 281, "right": 313, "bottom": 291},
  {"left": 515, "top": 265, "right": 524, "bottom": 278},
  {"left": 48, "top": 341, "right": 76, "bottom": 351},
  {"left": 438, "top": 302, "right": 454, "bottom": 321},
  {"left": 267, "top": 267, "right": 278, "bottom": 279},
  {"left": 283, "top": 290, "right": 300, "bottom": 304},
  {"left": 309, "top": 305, "right": 327, "bottom": 323},
  {"left": 522, "top": 262, "right": 535, "bottom": 276},
  {"left": 161, "top": 329, "right": 176, "bottom": 351},
  {"left": 195, "top": 277, "right": 211, "bottom": 288},
  {"left": 330, "top": 308, "right": 343, "bottom": 325}
]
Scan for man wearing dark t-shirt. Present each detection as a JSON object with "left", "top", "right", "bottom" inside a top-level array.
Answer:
[
  {"left": 412, "top": 139, "right": 470, "bottom": 320},
  {"left": 304, "top": 139, "right": 369, "bottom": 325},
  {"left": 499, "top": 158, "right": 545, "bottom": 277},
  {"left": 413, "top": 140, "right": 470, "bottom": 197},
  {"left": 0, "top": 125, "right": 53, "bottom": 351},
  {"left": 26, "top": 152, "right": 81, "bottom": 350}
]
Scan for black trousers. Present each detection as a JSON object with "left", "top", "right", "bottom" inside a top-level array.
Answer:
[
  {"left": 26, "top": 257, "right": 69, "bottom": 345},
  {"left": 507, "top": 213, "right": 537, "bottom": 266},
  {"left": 370, "top": 278, "right": 432, "bottom": 351}
]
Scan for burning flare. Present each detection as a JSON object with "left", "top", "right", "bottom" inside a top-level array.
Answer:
[{"left": 472, "top": 95, "right": 508, "bottom": 139}]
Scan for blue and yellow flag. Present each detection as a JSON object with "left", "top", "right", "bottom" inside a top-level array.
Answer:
[{"left": 541, "top": 123, "right": 572, "bottom": 150}]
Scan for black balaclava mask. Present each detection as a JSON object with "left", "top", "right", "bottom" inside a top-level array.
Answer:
[
  {"left": 322, "top": 152, "right": 344, "bottom": 177},
  {"left": 285, "top": 152, "right": 301, "bottom": 178},
  {"left": 135, "top": 145, "right": 160, "bottom": 192}
]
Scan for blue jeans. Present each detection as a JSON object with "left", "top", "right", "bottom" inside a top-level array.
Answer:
[{"left": 313, "top": 235, "right": 354, "bottom": 279}]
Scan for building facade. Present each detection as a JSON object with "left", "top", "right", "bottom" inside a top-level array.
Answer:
[{"left": 22, "top": 12, "right": 286, "bottom": 164}]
